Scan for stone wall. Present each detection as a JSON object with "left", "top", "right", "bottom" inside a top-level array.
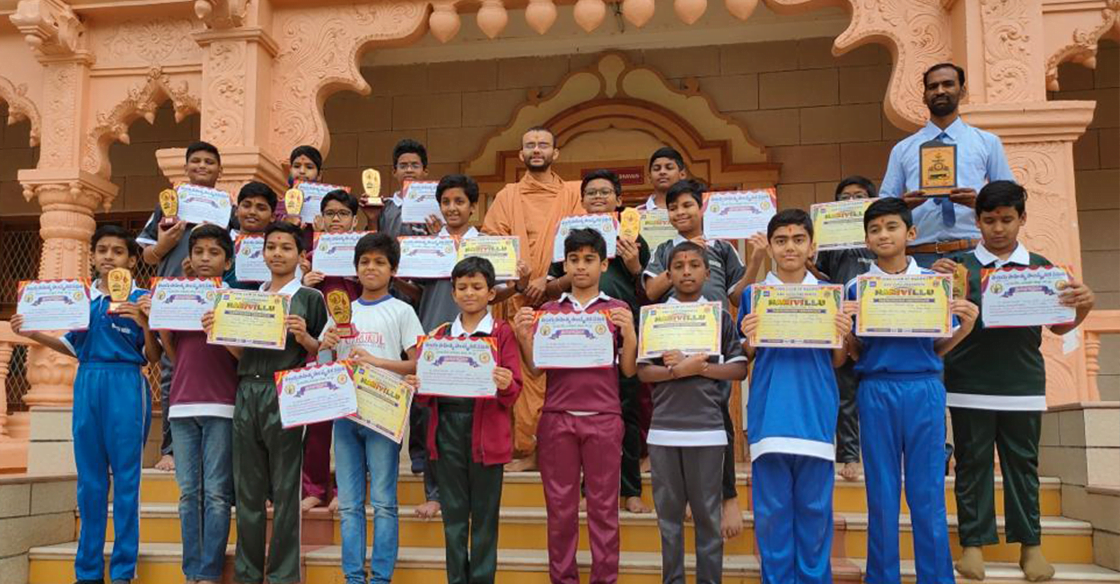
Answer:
[{"left": 0, "top": 475, "right": 77, "bottom": 584}]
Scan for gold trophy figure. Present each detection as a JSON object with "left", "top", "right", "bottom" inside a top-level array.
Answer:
[
  {"left": 159, "top": 188, "right": 179, "bottom": 227},
  {"left": 952, "top": 263, "right": 969, "bottom": 300},
  {"left": 361, "top": 169, "right": 383, "bottom": 207},
  {"left": 327, "top": 290, "right": 356, "bottom": 338},
  {"left": 619, "top": 207, "right": 641, "bottom": 242},
  {"left": 106, "top": 267, "right": 132, "bottom": 313},
  {"left": 285, "top": 188, "right": 305, "bottom": 219}
]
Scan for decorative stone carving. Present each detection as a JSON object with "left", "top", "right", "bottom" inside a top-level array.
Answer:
[
  {"left": 97, "top": 18, "right": 202, "bottom": 66},
  {"left": 39, "top": 63, "right": 81, "bottom": 169},
  {"left": 979, "top": 0, "right": 1034, "bottom": 103},
  {"left": 574, "top": 0, "right": 607, "bottom": 32},
  {"left": 9, "top": 0, "right": 85, "bottom": 58},
  {"left": 477, "top": 0, "right": 509, "bottom": 39},
  {"left": 764, "top": 0, "right": 952, "bottom": 131},
  {"left": 267, "top": 2, "right": 428, "bottom": 159},
  {"left": 674, "top": 0, "right": 707, "bottom": 24},
  {"left": 203, "top": 40, "right": 247, "bottom": 147},
  {"left": 725, "top": 0, "right": 758, "bottom": 21},
  {"left": 1044, "top": 1, "right": 1119, "bottom": 91},
  {"left": 81, "top": 68, "right": 201, "bottom": 176},
  {"left": 621, "top": 0, "right": 655, "bottom": 27},
  {"left": 0, "top": 77, "right": 42, "bottom": 147},
  {"left": 194, "top": 0, "right": 250, "bottom": 30},
  {"left": 429, "top": 1, "right": 462, "bottom": 43},
  {"left": 526, "top": 0, "right": 558, "bottom": 34}
]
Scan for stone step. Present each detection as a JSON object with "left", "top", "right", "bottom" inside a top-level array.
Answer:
[
  {"left": 101, "top": 503, "right": 1096, "bottom": 564},
  {"left": 135, "top": 469, "right": 1066, "bottom": 516},
  {"left": 27, "top": 542, "right": 1120, "bottom": 584}
]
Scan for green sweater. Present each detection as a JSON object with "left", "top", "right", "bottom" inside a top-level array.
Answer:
[{"left": 237, "top": 285, "right": 328, "bottom": 383}]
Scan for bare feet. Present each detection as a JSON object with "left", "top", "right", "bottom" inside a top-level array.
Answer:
[
  {"left": 1020, "top": 545, "right": 1055, "bottom": 582},
  {"left": 155, "top": 454, "right": 175, "bottom": 472},
  {"left": 684, "top": 503, "right": 692, "bottom": 521},
  {"left": 640, "top": 456, "right": 651, "bottom": 473},
  {"left": 328, "top": 497, "right": 339, "bottom": 513},
  {"left": 505, "top": 453, "right": 538, "bottom": 472},
  {"left": 623, "top": 496, "right": 651, "bottom": 514},
  {"left": 839, "top": 461, "right": 861, "bottom": 482},
  {"left": 300, "top": 496, "right": 323, "bottom": 512},
  {"left": 579, "top": 497, "right": 587, "bottom": 512},
  {"left": 955, "top": 546, "right": 986, "bottom": 581},
  {"left": 721, "top": 497, "right": 743, "bottom": 539},
  {"left": 415, "top": 500, "right": 442, "bottom": 519}
]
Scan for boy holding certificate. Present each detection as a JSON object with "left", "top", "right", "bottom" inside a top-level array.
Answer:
[
  {"left": 319, "top": 232, "right": 425, "bottom": 584},
  {"left": 932, "top": 181, "right": 1095, "bottom": 582},
  {"left": 843, "top": 197, "right": 978, "bottom": 584},
  {"left": 203, "top": 220, "right": 328, "bottom": 584},
  {"left": 410, "top": 257, "right": 523, "bottom": 584},
  {"left": 737, "top": 210, "right": 852, "bottom": 584},
  {"left": 138, "top": 140, "right": 224, "bottom": 473},
  {"left": 12, "top": 225, "right": 158, "bottom": 584},
  {"left": 512, "top": 228, "right": 638, "bottom": 584},
  {"left": 158, "top": 224, "right": 238, "bottom": 584},
  {"left": 226, "top": 182, "right": 281, "bottom": 288},
  {"left": 638, "top": 241, "right": 748, "bottom": 584}
]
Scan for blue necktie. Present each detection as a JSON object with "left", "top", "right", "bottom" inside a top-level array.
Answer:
[{"left": 935, "top": 132, "right": 956, "bottom": 227}]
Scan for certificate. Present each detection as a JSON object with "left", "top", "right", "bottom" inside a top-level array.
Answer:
[
  {"left": 810, "top": 199, "right": 873, "bottom": 251},
  {"left": 176, "top": 184, "right": 232, "bottom": 228},
  {"left": 458, "top": 236, "right": 520, "bottom": 281},
  {"left": 749, "top": 284, "right": 842, "bottom": 348},
  {"left": 552, "top": 214, "right": 618, "bottom": 262},
  {"left": 208, "top": 289, "right": 289, "bottom": 349},
  {"left": 638, "top": 301, "right": 721, "bottom": 358},
  {"left": 16, "top": 279, "right": 91, "bottom": 331},
  {"left": 234, "top": 234, "right": 269, "bottom": 283},
  {"left": 533, "top": 311, "right": 615, "bottom": 369},
  {"left": 703, "top": 190, "right": 777, "bottom": 240},
  {"left": 349, "top": 364, "right": 414, "bottom": 443},
  {"left": 295, "top": 182, "right": 349, "bottom": 223},
  {"left": 398, "top": 236, "right": 459, "bottom": 279},
  {"left": 416, "top": 336, "right": 497, "bottom": 397},
  {"left": 981, "top": 265, "right": 1075, "bottom": 328},
  {"left": 149, "top": 277, "right": 221, "bottom": 331},
  {"left": 639, "top": 208, "right": 676, "bottom": 252},
  {"left": 856, "top": 274, "right": 952, "bottom": 337},
  {"left": 401, "top": 181, "right": 443, "bottom": 224},
  {"left": 275, "top": 361, "right": 358, "bottom": 429},
  {"left": 312, "top": 232, "right": 366, "bottom": 277}
]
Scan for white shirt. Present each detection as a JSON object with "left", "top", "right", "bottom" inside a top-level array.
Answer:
[
  {"left": 973, "top": 242, "right": 1030, "bottom": 268},
  {"left": 450, "top": 311, "right": 494, "bottom": 337},
  {"left": 335, "top": 294, "right": 425, "bottom": 361}
]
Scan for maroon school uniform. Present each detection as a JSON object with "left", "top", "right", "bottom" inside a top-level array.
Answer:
[{"left": 168, "top": 330, "right": 238, "bottom": 417}]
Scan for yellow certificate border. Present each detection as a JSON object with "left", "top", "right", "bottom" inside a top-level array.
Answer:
[
  {"left": 207, "top": 289, "right": 289, "bottom": 349},
  {"left": 750, "top": 284, "right": 843, "bottom": 349},
  {"left": 856, "top": 274, "right": 952, "bottom": 338},
  {"left": 638, "top": 301, "right": 722, "bottom": 359}
]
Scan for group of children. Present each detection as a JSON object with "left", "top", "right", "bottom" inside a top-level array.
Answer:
[{"left": 9, "top": 137, "right": 1096, "bottom": 584}]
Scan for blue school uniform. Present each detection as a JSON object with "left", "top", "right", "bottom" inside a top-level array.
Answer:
[
  {"left": 739, "top": 272, "right": 837, "bottom": 584},
  {"left": 846, "top": 258, "right": 954, "bottom": 584},
  {"left": 61, "top": 282, "right": 153, "bottom": 582}
]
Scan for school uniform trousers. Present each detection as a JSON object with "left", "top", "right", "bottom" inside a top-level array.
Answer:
[
  {"left": 752, "top": 453, "right": 834, "bottom": 584},
  {"left": 649, "top": 444, "right": 725, "bottom": 584}
]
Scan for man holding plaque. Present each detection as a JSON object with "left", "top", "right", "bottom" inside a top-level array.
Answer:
[
  {"left": 483, "top": 126, "right": 583, "bottom": 471},
  {"left": 880, "top": 63, "right": 1015, "bottom": 268},
  {"left": 932, "top": 182, "right": 1095, "bottom": 582}
]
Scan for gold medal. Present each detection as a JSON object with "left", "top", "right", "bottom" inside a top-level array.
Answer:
[
  {"left": 327, "top": 289, "right": 355, "bottom": 338},
  {"left": 952, "top": 262, "right": 969, "bottom": 300},
  {"left": 106, "top": 267, "right": 132, "bottom": 313},
  {"left": 361, "top": 168, "right": 383, "bottom": 207},
  {"left": 285, "top": 188, "right": 305, "bottom": 218},
  {"left": 619, "top": 207, "right": 641, "bottom": 242}
]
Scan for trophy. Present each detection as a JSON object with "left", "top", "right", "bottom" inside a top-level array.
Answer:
[
  {"left": 159, "top": 188, "right": 179, "bottom": 227},
  {"left": 361, "top": 168, "right": 383, "bottom": 207},
  {"left": 952, "top": 263, "right": 969, "bottom": 300},
  {"left": 106, "top": 267, "right": 132, "bottom": 313},
  {"left": 619, "top": 207, "right": 641, "bottom": 242},
  {"left": 919, "top": 139, "right": 957, "bottom": 196},
  {"left": 284, "top": 188, "right": 305, "bottom": 219},
  {"left": 327, "top": 290, "right": 356, "bottom": 338}
]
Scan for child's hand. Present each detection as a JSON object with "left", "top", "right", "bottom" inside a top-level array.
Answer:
[
  {"left": 285, "top": 215, "right": 303, "bottom": 227},
  {"left": 747, "top": 232, "right": 768, "bottom": 255},
  {"left": 286, "top": 315, "right": 310, "bottom": 343},
  {"left": 834, "top": 310, "right": 853, "bottom": 339},
  {"left": 201, "top": 310, "right": 216, "bottom": 335},
  {"left": 10, "top": 314, "right": 27, "bottom": 337},
  {"left": 425, "top": 214, "right": 444, "bottom": 235},
  {"left": 157, "top": 219, "right": 186, "bottom": 248},
  {"left": 1058, "top": 279, "right": 1095, "bottom": 310},
  {"left": 312, "top": 215, "right": 326, "bottom": 232},
  {"left": 181, "top": 256, "right": 197, "bottom": 278},
  {"left": 930, "top": 258, "right": 958, "bottom": 275},
  {"left": 137, "top": 295, "right": 152, "bottom": 317},
  {"left": 302, "top": 270, "right": 326, "bottom": 287},
  {"left": 842, "top": 300, "right": 858, "bottom": 315},
  {"left": 950, "top": 299, "right": 979, "bottom": 330},
  {"left": 403, "top": 374, "right": 420, "bottom": 389},
  {"left": 608, "top": 308, "right": 635, "bottom": 338},
  {"left": 661, "top": 349, "right": 686, "bottom": 367},
  {"left": 351, "top": 348, "right": 382, "bottom": 368},
  {"left": 674, "top": 353, "right": 709, "bottom": 378},
  {"left": 523, "top": 277, "right": 548, "bottom": 306},
  {"left": 513, "top": 307, "right": 536, "bottom": 339},
  {"left": 320, "top": 327, "right": 341, "bottom": 351},
  {"left": 517, "top": 261, "right": 531, "bottom": 280},
  {"left": 738, "top": 313, "right": 760, "bottom": 340},
  {"left": 687, "top": 235, "right": 706, "bottom": 248},
  {"left": 616, "top": 238, "right": 641, "bottom": 276},
  {"left": 116, "top": 302, "right": 149, "bottom": 327},
  {"left": 493, "top": 366, "right": 513, "bottom": 390}
]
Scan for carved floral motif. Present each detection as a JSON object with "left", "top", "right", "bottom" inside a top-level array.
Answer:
[
  {"left": 40, "top": 64, "right": 79, "bottom": 168},
  {"left": 194, "top": 0, "right": 250, "bottom": 30},
  {"left": 9, "top": 0, "right": 84, "bottom": 58},
  {"left": 97, "top": 18, "right": 202, "bottom": 66},
  {"left": 980, "top": 0, "right": 1034, "bottom": 103},
  {"left": 0, "top": 77, "right": 41, "bottom": 147},
  {"left": 203, "top": 41, "right": 246, "bottom": 147},
  {"left": 1044, "top": 1, "right": 1120, "bottom": 91}
]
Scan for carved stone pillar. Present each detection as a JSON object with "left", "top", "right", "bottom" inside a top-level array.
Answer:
[{"left": 962, "top": 101, "right": 1097, "bottom": 404}]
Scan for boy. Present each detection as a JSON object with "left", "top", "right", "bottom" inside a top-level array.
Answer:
[
  {"left": 13, "top": 225, "right": 158, "bottom": 584},
  {"left": 159, "top": 224, "right": 238, "bottom": 584},
  {"left": 644, "top": 146, "right": 688, "bottom": 211},
  {"left": 222, "top": 181, "right": 283, "bottom": 290},
  {"left": 290, "top": 144, "right": 322, "bottom": 185},
  {"left": 203, "top": 220, "right": 328, "bottom": 584},
  {"left": 138, "top": 140, "right": 224, "bottom": 472},
  {"left": 545, "top": 169, "right": 652, "bottom": 514},
  {"left": 410, "top": 257, "right": 523, "bottom": 584},
  {"left": 934, "top": 181, "right": 1095, "bottom": 582},
  {"left": 368, "top": 138, "right": 431, "bottom": 239},
  {"left": 808, "top": 175, "right": 879, "bottom": 481},
  {"left": 321, "top": 232, "right": 425, "bottom": 584},
  {"left": 513, "top": 228, "right": 637, "bottom": 584},
  {"left": 638, "top": 240, "right": 748, "bottom": 584},
  {"left": 844, "top": 197, "right": 979, "bottom": 584},
  {"left": 644, "top": 178, "right": 750, "bottom": 536},
  {"left": 737, "top": 210, "right": 851, "bottom": 584}
]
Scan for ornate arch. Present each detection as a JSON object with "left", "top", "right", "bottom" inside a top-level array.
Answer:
[
  {"left": 81, "top": 67, "right": 201, "bottom": 177},
  {"left": 0, "top": 76, "right": 41, "bottom": 147}
]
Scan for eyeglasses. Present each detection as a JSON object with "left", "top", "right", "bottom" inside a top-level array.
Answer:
[
  {"left": 323, "top": 210, "right": 353, "bottom": 219},
  {"left": 837, "top": 192, "right": 869, "bottom": 201},
  {"left": 396, "top": 162, "right": 424, "bottom": 170},
  {"left": 583, "top": 189, "right": 617, "bottom": 199}
]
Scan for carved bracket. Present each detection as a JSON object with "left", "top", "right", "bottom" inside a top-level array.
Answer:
[
  {"left": 81, "top": 67, "right": 202, "bottom": 176},
  {"left": 10, "top": 0, "right": 85, "bottom": 59},
  {"left": 1044, "top": 1, "right": 1119, "bottom": 91},
  {"left": 0, "top": 77, "right": 42, "bottom": 147},
  {"left": 194, "top": 0, "right": 250, "bottom": 30}
]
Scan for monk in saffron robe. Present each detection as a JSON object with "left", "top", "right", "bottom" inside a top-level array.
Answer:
[{"left": 483, "top": 126, "right": 583, "bottom": 471}]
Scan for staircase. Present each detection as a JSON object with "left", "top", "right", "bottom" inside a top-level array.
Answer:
[{"left": 24, "top": 469, "right": 1120, "bottom": 583}]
